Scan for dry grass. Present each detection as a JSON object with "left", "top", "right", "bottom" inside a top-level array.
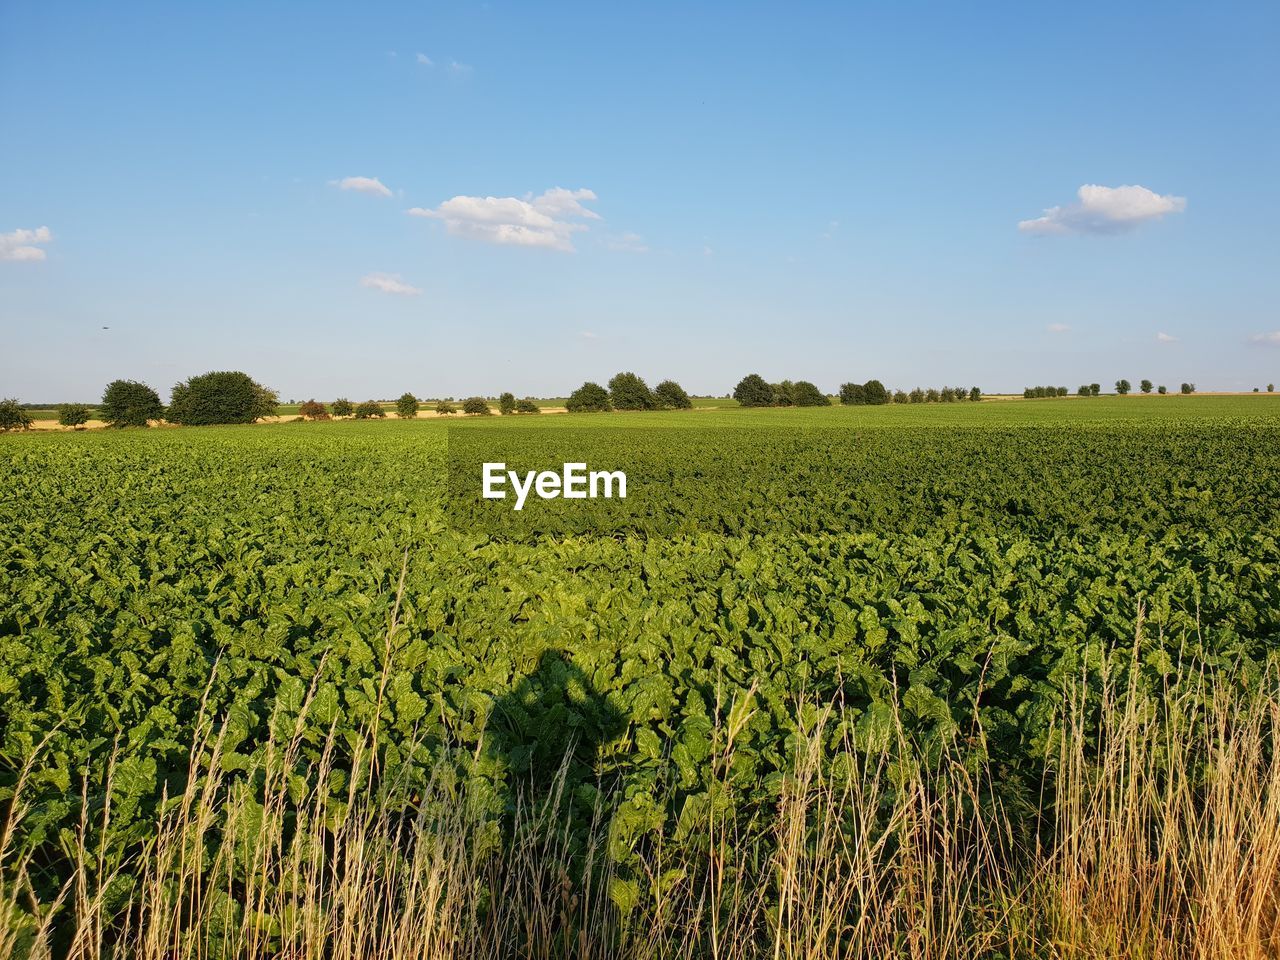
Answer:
[{"left": 3, "top": 623, "right": 1279, "bottom": 960}]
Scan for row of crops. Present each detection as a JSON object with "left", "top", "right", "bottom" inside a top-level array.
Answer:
[{"left": 2, "top": 403, "right": 1279, "bottom": 953}]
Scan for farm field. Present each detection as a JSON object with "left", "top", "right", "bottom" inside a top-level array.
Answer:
[{"left": 3, "top": 396, "right": 1280, "bottom": 958}]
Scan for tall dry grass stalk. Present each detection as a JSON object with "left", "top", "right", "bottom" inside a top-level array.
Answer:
[{"left": 3, "top": 622, "right": 1279, "bottom": 959}]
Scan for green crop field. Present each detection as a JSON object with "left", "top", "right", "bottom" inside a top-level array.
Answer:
[{"left": 3, "top": 396, "right": 1280, "bottom": 957}]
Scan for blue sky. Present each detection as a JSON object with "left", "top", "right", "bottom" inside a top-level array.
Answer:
[{"left": 2, "top": 0, "right": 1278, "bottom": 401}]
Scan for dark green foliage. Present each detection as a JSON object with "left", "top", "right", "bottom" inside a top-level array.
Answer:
[
  {"left": 733, "top": 374, "right": 775, "bottom": 407},
  {"left": 1158, "top": 385, "right": 1168, "bottom": 395},
  {"left": 396, "top": 393, "right": 419, "bottom": 419},
  {"left": 354, "top": 401, "right": 386, "bottom": 419},
  {"left": 1116, "top": 379, "right": 1132, "bottom": 395},
  {"left": 792, "top": 381, "right": 830, "bottom": 406},
  {"left": 0, "top": 397, "right": 34, "bottom": 431},
  {"left": 970, "top": 386, "right": 982, "bottom": 402},
  {"left": 772, "top": 380, "right": 796, "bottom": 406},
  {"left": 910, "top": 388, "right": 925, "bottom": 403},
  {"left": 1078, "top": 385, "right": 1091, "bottom": 397},
  {"left": 514, "top": 399, "right": 541, "bottom": 414},
  {"left": 167, "top": 371, "right": 278, "bottom": 426},
  {"left": 1090, "top": 384, "right": 1101, "bottom": 396},
  {"left": 894, "top": 390, "right": 910, "bottom": 404},
  {"left": 567, "top": 382, "right": 612, "bottom": 413},
  {"left": 332, "top": 398, "right": 355, "bottom": 417},
  {"left": 839, "top": 382, "right": 866, "bottom": 405},
  {"left": 435, "top": 400, "right": 456, "bottom": 415},
  {"left": 1181, "top": 383, "right": 1195, "bottom": 394},
  {"left": 56, "top": 403, "right": 91, "bottom": 428},
  {"left": 608, "top": 372, "right": 655, "bottom": 411},
  {"left": 462, "top": 397, "right": 492, "bottom": 415},
  {"left": 1141, "top": 380, "right": 1153, "bottom": 394},
  {"left": 1024, "top": 386, "right": 1068, "bottom": 399},
  {"left": 925, "top": 388, "right": 940, "bottom": 403},
  {"left": 100, "top": 379, "right": 163, "bottom": 428},
  {"left": 498, "top": 392, "right": 516, "bottom": 416},
  {"left": 863, "top": 380, "right": 889, "bottom": 405},
  {"left": 653, "top": 380, "right": 693, "bottom": 410}
]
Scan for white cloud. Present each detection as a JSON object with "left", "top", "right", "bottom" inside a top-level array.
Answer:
[
  {"left": 407, "top": 187, "right": 599, "bottom": 251},
  {"left": 1019, "top": 184, "right": 1186, "bottom": 236},
  {"left": 0, "top": 226, "right": 52, "bottom": 262},
  {"left": 1046, "top": 322, "right": 1071, "bottom": 333},
  {"left": 360, "top": 272, "right": 422, "bottom": 296},
  {"left": 605, "top": 232, "right": 649, "bottom": 253},
  {"left": 416, "top": 52, "right": 433, "bottom": 66},
  {"left": 331, "top": 176, "right": 392, "bottom": 198},
  {"left": 1248, "top": 331, "right": 1280, "bottom": 347},
  {"left": 1156, "top": 331, "right": 1178, "bottom": 343},
  {"left": 448, "top": 60, "right": 472, "bottom": 75}
]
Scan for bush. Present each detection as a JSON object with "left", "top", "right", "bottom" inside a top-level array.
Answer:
[
  {"left": 925, "top": 388, "right": 940, "bottom": 403},
  {"left": 1140, "top": 379, "right": 1153, "bottom": 394},
  {"left": 792, "top": 381, "right": 830, "bottom": 406},
  {"left": 332, "top": 398, "right": 354, "bottom": 417},
  {"left": 838, "top": 382, "right": 866, "bottom": 405},
  {"left": 354, "top": 401, "right": 385, "bottom": 419},
  {"left": 100, "top": 380, "right": 163, "bottom": 428},
  {"left": 1089, "top": 383, "right": 1101, "bottom": 396},
  {"left": 462, "top": 397, "right": 492, "bottom": 416},
  {"left": 1078, "top": 385, "right": 1090, "bottom": 397},
  {"left": 1270, "top": 384, "right": 1275, "bottom": 393},
  {"left": 514, "top": 399, "right": 541, "bottom": 414},
  {"left": 167, "top": 371, "right": 278, "bottom": 425},
  {"left": 733, "top": 374, "right": 775, "bottom": 408},
  {"left": 0, "top": 398, "right": 33, "bottom": 431},
  {"left": 653, "top": 380, "right": 692, "bottom": 410},
  {"left": 969, "top": 386, "right": 982, "bottom": 402},
  {"left": 566, "top": 382, "right": 611, "bottom": 413},
  {"left": 770, "top": 380, "right": 795, "bottom": 407},
  {"left": 1158, "top": 385, "right": 1168, "bottom": 395},
  {"left": 909, "top": 388, "right": 924, "bottom": 403},
  {"left": 498, "top": 392, "right": 516, "bottom": 415},
  {"left": 435, "top": 400, "right": 456, "bottom": 415},
  {"left": 299, "top": 399, "right": 330, "bottom": 420},
  {"left": 608, "top": 372, "right": 655, "bottom": 411},
  {"left": 1116, "top": 379, "right": 1131, "bottom": 395},
  {"left": 863, "top": 380, "right": 889, "bottom": 405},
  {"left": 57, "top": 403, "right": 91, "bottom": 428},
  {"left": 396, "top": 393, "right": 418, "bottom": 419},
  {"left": 1180, "top": 383, "right": 1195, "bottom": 395},
  {"left": 894, "top": 390, "right": 909, "bottom": 404}
]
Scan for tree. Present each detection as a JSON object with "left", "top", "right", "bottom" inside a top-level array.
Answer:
[
  {"left": 926, "top": 388, "right": 940, "bottom": 403},
  {"left": 462, "top": 397, "right": 492, "bottom": 415},
  {"left": 1158, "top": 385, "right": 1168, "bottom": 395},
  {"left": 0, "top": 398, "right": 33, "bottom": 431},
  {"left": 299, "top": 399, "right": 329, "bottom": 420},
  {"left": 101, "top": 379, "right": 163, "bottom": 428},
  {"left": 435, "top": 400, "right": 456, "bottom": 415},
  {"left": 608, "top": 372, "right": 655, "bottom": 410},
  {"left": 653, "top": 379, "right": 693, "bottom": 410},
  {"left": 969, "top": 386, "right": 982, "bottom": 402},
  {"left": 354, "top": 401, "right": 386, "bottom": 418},
  {"left": 772, "top": 380, "right": 796, "bottom": 407},
  {"left": 839, "top": 382, "right": 866, "bottom": 405},
  {"left": 167, "top": 371, "right": 278, "bottom": 425},
  {"left": 396, "top": 392, "right": 419, "bottom": 419},
  {"left": 332, "top": 398, "right": 354, "bottom": 417},
  {"left": 909, "top": 387, "right": 925, "bottom": 404},
  {"left": 733, "top": 374, "right": 775, "bottom": 408},
  {"left": 57, "top": 403, "right": 91, "bottom": 428},
  {"left": 566, "top": 382, "right": 611, "bottom": 413},
  {"left": 515, "top": 399, "right": 541, "bottom": 414},
  {"left": 940, "top": 387, "right": 956, "bottom": 403},
  {"left": 863, "top": 380, "right": 889, "bottom": 405},
  {"left": 1089, "top": 383, "right": 1101, "bottom": 397},
  {"left": 792, "top": 381, "right": 830, "bottom": 406},
  {"left": 1180, "top": 382, "right": 1195, "bottom": 394},
  {"left": 894, "top": 390, "right": 909, "bottom": 404},
  {"left": 1078, "top": 385, "right": 1091, "bottom": 397},
  {"left": 498, "top": 392, "right": 516, "bottom": 415},
  {"left": 1140, "top": 379, "right": 1153, "bottom": 394},
  {"left": 1269, "top": 384, "right": 1275, "bottom": 393},
  {"left": 1115, "top": 379, "right": 1131, "bottom": 395}
]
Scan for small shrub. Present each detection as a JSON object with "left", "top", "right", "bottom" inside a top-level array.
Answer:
[
  {"left": 354, "top": 401, "right": 385, "bottom": 419},
  {"left": 0, "top": 398, "right": 34, "bottom": 431},
  {"left": 566, "top": 382, "right": 611, "bottom": 413},
  {"left": 57, "top": 403, "right": 91, "bottom": 428},
  {"left": 653, "top": 380, "right": 692, "bottom": 410},
  {"left": 462, "top": 397, "right": 492, "bottom": 416},
  {"left": 299, "top": 399, "right": 330, "bottom": 420}
]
